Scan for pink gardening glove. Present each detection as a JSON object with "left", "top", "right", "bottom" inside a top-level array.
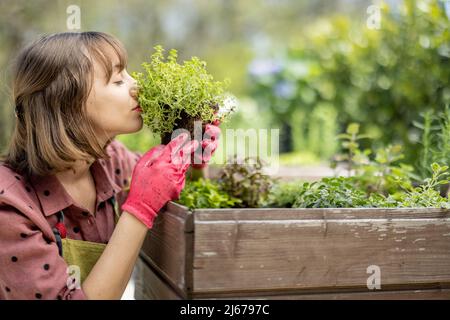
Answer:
[
  {"left": 122, "top": 133, "right": 199, "bottom": 228},
  {"left": 192, "top": 121, "right": 221, "bottom": 169}
]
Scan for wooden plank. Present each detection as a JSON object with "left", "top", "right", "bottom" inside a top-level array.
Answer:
[
  {"left": 140, "top": 202, "right": 192, "bottom": 296},
  {"left": 194, "top": 207, "right": 450, "bottom": 221},
  {"left": 193, "top": 209, "right": 450, "bottom": 294},
  {"left": 135, "top": 256, "right": 450, "bottom": 300},
  {"left": 134, "top": 256, "right": 182, "bottom": 300},
  {"left": 196, "top": 289, "right": 450, "bottom": 300},
  {"left": 165, "top": 201, "right": 193, "bottom": 231}
]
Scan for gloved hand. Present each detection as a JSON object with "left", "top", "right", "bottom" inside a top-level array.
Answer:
[
  {"left": 122, "top": 133, "right": 199, "bottom": 228},
  {"left": 191, "top": 121, "right": 221, "bottom": 169}
]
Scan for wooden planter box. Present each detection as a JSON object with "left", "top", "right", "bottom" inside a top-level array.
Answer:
[{"left": 134, "top": 202, "right": 450, "bottom": 299}]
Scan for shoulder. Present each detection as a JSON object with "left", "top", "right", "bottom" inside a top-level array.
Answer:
[
  {"left": 0, "top": 164, "right": 24, "bottom": 193},
  {"left": 0, "top": 164, "right": 32, "bottom": 207},
  {"left": 0, "top": 164, "right": 54, "bottom": 240}
]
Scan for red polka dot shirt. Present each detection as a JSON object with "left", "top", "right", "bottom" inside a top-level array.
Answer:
[{"left": 0, "top": 140, "right": 141, "bottom": 300}]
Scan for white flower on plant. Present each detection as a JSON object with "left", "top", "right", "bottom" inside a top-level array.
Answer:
[{"left": 218, "top": 94, "right": 238, "bottom": 118}]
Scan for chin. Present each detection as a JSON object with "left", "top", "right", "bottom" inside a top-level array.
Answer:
[
  {"left": 109, "top": 117, "right": 143, "bottom": 137},
  {"left": 124, "top": 117, "right": 144, "bottom": 134}
]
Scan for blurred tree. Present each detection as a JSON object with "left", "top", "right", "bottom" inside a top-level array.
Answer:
[
  {"left": 0, "top": 0, "right": 371, "bottom": 155},
  {"left": 249, "top": 0, "right": 450, "bottom": 163},
  {"left": 0, "top": 0, "right": 58, "bottom": 151}
]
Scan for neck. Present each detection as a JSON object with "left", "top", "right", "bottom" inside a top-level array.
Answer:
[
  {"left": 55, "top": 136, "right": 112, "bottom": 183},
  {"left": 55, "top": 158, "right": 95, "bottom": 183}
]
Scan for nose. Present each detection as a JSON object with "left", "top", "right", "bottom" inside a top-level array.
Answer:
[{"left": 130, "top": 82, "right": 138, "bottom": 99}]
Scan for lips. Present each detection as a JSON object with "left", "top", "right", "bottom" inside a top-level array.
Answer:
[{"left": 132, "top": 105, "right": 143, "bottom": 112}]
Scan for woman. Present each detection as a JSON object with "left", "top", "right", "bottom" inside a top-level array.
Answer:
[{"left": 0, "top": 31, "right": 220, "bottom": 300}]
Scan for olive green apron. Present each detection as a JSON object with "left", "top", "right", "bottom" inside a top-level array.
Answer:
[{"left": 53, "top": 197, "right": 120, "bottom": 283}]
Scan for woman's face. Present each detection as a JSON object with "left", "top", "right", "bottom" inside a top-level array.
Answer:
[{"left": 86, "top": 51, "right": 143, "bottom": 144}]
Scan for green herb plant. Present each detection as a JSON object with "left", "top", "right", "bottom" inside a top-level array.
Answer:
[
  {"left": 134, "top": 45, "right": 236, "bottom": 140},
  {"left": 218, "top": 156, "right": 276, "bottom": 208},
  {"left": 396, "top": 163, "right": 450, "bottom": 209},
  {"left": 265, "top": 181, "right": 306, "bottom": 208},
  {"left": 177, "top": 121, "right": 449, "bottom": 209},
  {"left": 292, "top": 177, "right": 370, "bottom": 208},
  {"left": 333, "top": 123, "right": 371, "bottom": 176},
  {"left": 414, "top": 106, "right": 450, "bottom": 182},
  {"left": 266, "top": 121, "right": 450, "bottom": 209},
  {"left": 332, "top": 123, "right": 414, "bottom": 196},
  {"left": 179, "top": 161, "right": 449, "bottom": 209},
  {"left": 178, "top": 178, "right": 241, "bottom": 209},
  {"left": 264, "top": 162, "right": 449, "bottom": 209}
]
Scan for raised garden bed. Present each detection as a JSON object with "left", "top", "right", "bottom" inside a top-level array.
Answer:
[{"left": 134, "top": 201, "right": 450, "bottom": 300}]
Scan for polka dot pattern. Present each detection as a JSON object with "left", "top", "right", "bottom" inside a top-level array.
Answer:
[{"left": 0, "top": 139, "right": 140, "bottom": 300}]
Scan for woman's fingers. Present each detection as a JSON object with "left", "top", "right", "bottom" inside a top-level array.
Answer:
[
  {"left": 204, "top": 124, "right": 221, "bottom": 141},
  {"left": 162, "top": 132, "right": 190, "bottom": 160},
  {"left": 201, "top": 139, "right": 219, "bottom": 162},
  {"left": 142, "top": 145, "right": 165, "bottom": 168},
  {"left": 155, "top": 127, "right": 220, "bottom": 171},
  {"left": 180, "top": 140, "right": 200, "bottom": 172}
]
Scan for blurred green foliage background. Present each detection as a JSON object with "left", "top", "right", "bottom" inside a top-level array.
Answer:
[{"left": 0, "top": 0, "right": 449, "bottom": 171}]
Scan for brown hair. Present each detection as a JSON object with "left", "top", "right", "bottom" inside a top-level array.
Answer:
[{"left": 1, "top": 31, "right": 128, "bottom": 176}]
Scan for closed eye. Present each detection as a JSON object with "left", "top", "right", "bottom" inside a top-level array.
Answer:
[{"left": 114, "top": 80, "right": 124, "bottom": 85}]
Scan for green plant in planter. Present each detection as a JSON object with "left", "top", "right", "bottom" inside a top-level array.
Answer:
[
  {"left": 288, "top": 162, "right": 450, "bottom": 209},
  {"left": 266, "top": 178, "right": 397, "bottom": 208},
  {"left": 265, "top": 181, "right": 306, "bottom": 208},
  {"left": 218, "top": 156, "right": 276, "bottom": 208},
  {"left": 414, "top": 106, "right": 450, "bottom": 182},
  {"left": 177, "top": 160, "right": 449, "bottom": 209},
  {"left": 332, "top": 123, "right": 415, "bottom": 196},
  {"left": 396, "top": 163, "right": 450, "bottom": 209},
  {"left": 291, "top": 177, "right": 370, "bottom": 208},
  {"left": 333, "top": 123, "right": 372, "bottom": 175},
  {"left": 178, "top": 178, "right": 241, "bottom": 209},
  {"left": 351, "top": 145, "right": 416, "bottom": 197},
  {"left": 133, "top": 45, "right": 236, "bottom": 144}
]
